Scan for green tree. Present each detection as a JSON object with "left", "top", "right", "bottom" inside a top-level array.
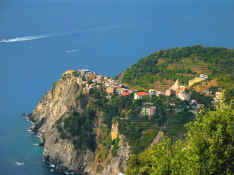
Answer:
[
  {"left": 183, "top": 103, "right": 234, "bottom": 175},
  {"left": 126, "top": 102, "right": 234, "bottom": 175}
]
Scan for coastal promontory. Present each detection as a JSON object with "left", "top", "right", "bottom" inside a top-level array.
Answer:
[{"left": 30, "top": 46, "right": 234, "bottom": 175}]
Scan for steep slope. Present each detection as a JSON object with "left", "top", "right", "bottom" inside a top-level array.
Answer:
[
  {"left": 30, "top": 46, "right": 234, "bottom": 175},
  {"left": 30, "top": 71, "right": 131, "bottom": 175}
]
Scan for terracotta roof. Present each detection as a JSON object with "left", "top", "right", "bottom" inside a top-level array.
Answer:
[
  {"left": 65, "top": 70, "right": 74, "bottom": 74},
  {"left": 137, "top": 92, "right": 148, "bottom": 96},
  {"left": 122, "top": 90, "right": 130, "bottom": 96}
]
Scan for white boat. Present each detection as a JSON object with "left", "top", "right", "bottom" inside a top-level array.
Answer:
[
  {"left": 27, "top": 129, "right": 32, "bottom": 132},
  {"left": 50, "top": 164, "right": 55, "bottom": 168},
  {"left": 16, "top": 161, "right": 24, "bottom": 166}
]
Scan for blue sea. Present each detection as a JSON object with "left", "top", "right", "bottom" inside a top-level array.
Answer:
[{"left": 1, "top": 0, "right": 234, "bottom": 174}]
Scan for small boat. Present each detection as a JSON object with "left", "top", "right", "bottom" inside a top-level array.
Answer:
[
  {"left": 33, "top": 142, "right": 44, "bottom": 147},
  {"left": 27, "top": 129, "right": 32, "bottom": 133},
  {"left": 16, "top": 161, "right": 24, "bottom": 166},
  {"left": 50, "top": 164, "right": 55, "bottom": 168}
]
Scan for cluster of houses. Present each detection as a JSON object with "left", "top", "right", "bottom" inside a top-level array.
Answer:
[
  {"left": 140, "top": 103, "right": 157, "bottom": 120},
  {"left": 133, "top": 80, "right": 190, "bottom": 101},
  {"left": 164, "top": 80, "right": 191, "bottom": 101},
  {"left": 63, "top": 70, "right": 211, "bottom": 118},
  {"left": 162, "top": 74, "right": 208, "bottom": 101},
  {"left": 62, "top": 69, "right": 132, "bottom": 96},
  {"left": 132, "top": 74, "right": 209, "bottom": 118},
  {"left": 133, "top": 73, "right": 208, "bottom": 101}
]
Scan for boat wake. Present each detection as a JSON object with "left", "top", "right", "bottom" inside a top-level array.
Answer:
[
  {"left": 16, "top": 161, "right": 24, "bottom": 166},
  {"left": 0, "top": 35, "right": 49, "bottom": 43},
  {"left": 0, "top": 24, "right": 127, "bottom": 44}
]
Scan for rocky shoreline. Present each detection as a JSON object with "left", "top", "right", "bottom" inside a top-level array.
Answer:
[
  {"left": 26, "top": 114, "right": 77, "bottom": 174},
  {"left": 26, "top": 114, "right": 81, "bottom": 175},
  {"left": 26, "top": 70, "right": 131, "bottom": 175},
  {"left": 27, "top": 113, "right": 128, "bottom": 175}
]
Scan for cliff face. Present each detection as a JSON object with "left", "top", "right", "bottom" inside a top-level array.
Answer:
[
  {"left": 30, "top": 71, "right": 130, "bottom": 175},
  {"left": 102, "top": 135, "right": 130, "bottom": 175}
]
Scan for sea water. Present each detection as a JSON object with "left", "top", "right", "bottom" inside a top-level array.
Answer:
[
  {"left": 0, "top": 114, "right": 82, "bottom": 175},
  {"left": 0, "top": 115, "right": 50, "bottom": 175}
]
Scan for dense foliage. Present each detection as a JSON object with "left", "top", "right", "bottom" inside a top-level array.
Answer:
[
  {"left": 89, "top": 89, "right": 164, "bottom": 153},
  {"left": 121, "top": 46, "right": 234, "bottom": 93},
  {"left": 56, "top": 86, "right": 197, "bottom": 154},
  {"left": 126, "top": 102, "right": 234, "bottom": 175},
  {"left": 56, "top": 109, "right": 96, "bottom": 151}
]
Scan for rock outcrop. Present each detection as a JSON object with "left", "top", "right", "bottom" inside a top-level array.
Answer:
[
  {"left": 102, "top": 135, "right": 131, "bottom": 175},
  {"left": 30, "top": 70, "right": 131, "bottom": 175}
]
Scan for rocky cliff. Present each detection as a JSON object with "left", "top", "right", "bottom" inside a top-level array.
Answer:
[
  {"left": 30, "top": 70, "right": 131, "bottom": 175},
  {"left": 30, "top": 46, "right": 234, "bottom": 175}
]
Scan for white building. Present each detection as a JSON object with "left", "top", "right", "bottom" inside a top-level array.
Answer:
[
  {"left": 171, "top": 80, "right": 180, "bottom": 91},
  {"left": 200, "top": 74, "right": 208, "bottom": 80},
  {"left": 148, "top": 89, "right": 156, "bottom": 96},
  {"left": 214, "top": 91, "right": 224, "bottom": 103},
  {"left": 177, "top": 92, "right": 191, "bottom": 101}
]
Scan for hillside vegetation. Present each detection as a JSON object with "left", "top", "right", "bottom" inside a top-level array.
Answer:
[
  {"left": 120, "top": 45, "right": 234, "bottom": 94},
  {"left": 126, "top": 102, "right": 234, "bottom": 175},
  {"left": 31, "top": 46, "right": 234, "bottom": 175},
  {"left": 55, "top": 88, "right": 169, "bottom": 155}
]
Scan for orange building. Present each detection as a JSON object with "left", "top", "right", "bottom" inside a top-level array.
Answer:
[
  {"left": 63, "top": 70, "right": 74, "bottom": 75},
  {"left": 134, "top": 92, "right": 148, "bottom": 100},
  {"left": 106, "top": 87, "right": 115, "bottom": 94}
]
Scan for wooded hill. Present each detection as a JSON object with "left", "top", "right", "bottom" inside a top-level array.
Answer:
[{"left": 119, "top": 45, "right": 234, "bottom": 95}]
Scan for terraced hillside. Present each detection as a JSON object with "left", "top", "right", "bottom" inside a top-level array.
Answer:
[{"left": 119, "top": 45, "right": 234, "bottom": 96}]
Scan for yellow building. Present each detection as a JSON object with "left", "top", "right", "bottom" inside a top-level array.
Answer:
[
  {"left": 180, "top": 85, "right": 186, "bottom": 92},
  {"left": 63, "top": 70, "right": 74, "bottom": 76},
  {"left": 188, "top": 77, "right": 204, "bottom": 87},
  {"left": 106, "top": 87, "right": 115, "bottom": 94}
]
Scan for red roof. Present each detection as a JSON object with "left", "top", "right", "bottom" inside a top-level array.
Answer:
[
  {"left": 137, "top": 92, "right": 148, "bottom": 96},
  {"left": 122, "top": 92, "right": 129, "bottom": 96},
  {"left": 122, "top": 89, "right": 131, "bottom": 96}
]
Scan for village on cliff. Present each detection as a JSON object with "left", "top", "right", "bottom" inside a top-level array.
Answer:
[{"left": 62, "top": 69, "right": 223, "bottom": 119}]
